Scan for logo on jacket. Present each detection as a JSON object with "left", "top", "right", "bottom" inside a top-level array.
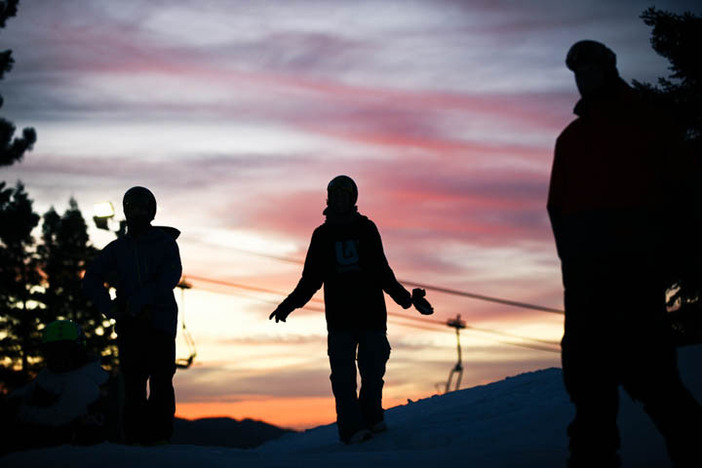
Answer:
[{"left": 335, "top": 240, "right": 361, "bottom": 273}]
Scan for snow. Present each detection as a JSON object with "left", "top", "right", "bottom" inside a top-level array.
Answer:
[{"left": 3, "top": 345, "right": 701, "bottom": 468}]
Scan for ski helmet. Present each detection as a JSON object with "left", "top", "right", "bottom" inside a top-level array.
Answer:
[
  {"left": 566, "top": 40, "right": 616, "bottom": 72},
  {"left": 42, "top": 320, "right": 86, "bottom": 347},
  {"left": 123, "top": 186, "right": 157, "bottom": 221},
  {"left": 327, "top": 175, "right": 358, "bottom": 205}
]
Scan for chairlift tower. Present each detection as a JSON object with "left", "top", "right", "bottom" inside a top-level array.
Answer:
[
  {"left": 176, "top": 277, "right": 197, "bottom": 369},
  {"left": 445, "top": 314, "right": 466, "bottom": 393}
]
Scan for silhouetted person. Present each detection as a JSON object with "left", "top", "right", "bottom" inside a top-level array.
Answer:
[
  {"left": 270, "top": 175, "right": 433, "bottom": 444},
  {"left": 548, "top": 40, "right": 702, "bottom": 467},
  {"left": 2, "top": 320, "right": 109, "bottom": 453},
  {"left": 83, "top": 186, "right": 182, "bottom": 445}
]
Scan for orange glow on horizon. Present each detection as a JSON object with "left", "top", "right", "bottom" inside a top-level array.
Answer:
[
  {"left": 176, "top": 396, "right": 335, "bottom": 431},
  {"left": 176, "top": 395, "right": 411, "bottom": 431}
]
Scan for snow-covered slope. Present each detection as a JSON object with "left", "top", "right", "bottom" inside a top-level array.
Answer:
[{"left": 3, "top": 345, "right": 701, "bottom": 468}]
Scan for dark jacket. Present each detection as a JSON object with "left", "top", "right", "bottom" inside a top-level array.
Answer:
[
  {"left": 281, "top": 212, "right": 411, "bottom": 331},
  {"left": 547, "top": 80, "right": 688, "bottom": 266},
  {"left": 83, "top": 226, "right": 182, "bottom": 337}
]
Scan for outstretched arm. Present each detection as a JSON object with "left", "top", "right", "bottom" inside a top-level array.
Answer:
[{"left": 270, "top": 230, "right": 324, "bottom": 323}]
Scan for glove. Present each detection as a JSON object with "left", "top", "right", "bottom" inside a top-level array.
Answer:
[
  {"left": 411, "top": 288, "right": 434, "bottom": 315},
  {"left": 398, "top": 291, "right": 413, "bottom": 309},
  {"left": 269, "top": 302, "right": 294, "bottom": 323}
]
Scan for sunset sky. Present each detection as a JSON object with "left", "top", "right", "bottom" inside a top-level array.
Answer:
[{"left": 2, "top": 0, "right": 699, "bottom": 430}]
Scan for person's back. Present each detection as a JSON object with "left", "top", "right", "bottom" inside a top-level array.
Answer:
[
  {"left": 302, "top": 213, "right": 411, "bottom": 332},
  {"left": 5, "top": 320, "right": 109, "bottom": 452},
  {"left": 14, "top": 360, "right": 107, "bottom": 428}
]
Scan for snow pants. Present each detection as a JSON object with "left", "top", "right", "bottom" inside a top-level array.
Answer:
[
  {"left": 327, "top": 329, "right": 390, "bottom": 442},
  {"left": 117, "top": 321, "right": 176, "bottom": 445},
  {"left": 561, "top": 253, "right": 702, "bottom": 468}
]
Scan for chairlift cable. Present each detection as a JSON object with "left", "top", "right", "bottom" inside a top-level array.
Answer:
[
  {"left": 191, "top": 247, "right": 564, "bottom": 314},
  {"left": 188, "top": 276, "right": 561, "bottom": 353}
]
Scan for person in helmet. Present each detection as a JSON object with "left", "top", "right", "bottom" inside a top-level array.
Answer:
[
  {"left": 4, "top": 320, "right": 109, "bottom": 452},
  {"left": 270, "top": 175, "right": 431, "bottom": 444},
  {"left": 548, "top": 41, "right": 702, "bottom": 467},
  {"left": 83, "top": 186, "right": 182, "bottom": 445}
]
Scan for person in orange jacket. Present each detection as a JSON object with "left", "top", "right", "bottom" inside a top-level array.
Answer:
[{"left": 548, "top": 40, "right": 702, "bottom": 468}]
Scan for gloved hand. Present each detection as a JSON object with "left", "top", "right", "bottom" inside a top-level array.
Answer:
[
  {"left": 269, "top": 303, "right": 294, "bottom": 323},
  {"left": 398, "top": 291, "right": 413, "bottom": 309},
  {"left": 411, "top": 288, "right": 434, "bottom": 315}
]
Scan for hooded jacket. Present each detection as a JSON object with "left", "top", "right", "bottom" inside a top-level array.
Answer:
[
  {"left": 281, "top": 211, "right": 411, "bottom": 331},
  {"left": 83, "top": 226, "right": 182, "bottom": 337},
  {"left": 547, "top": 80, "right": 688, "bottom": 263}
]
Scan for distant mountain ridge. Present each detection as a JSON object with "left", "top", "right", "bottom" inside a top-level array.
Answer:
[{"left": 172, "top": 416, "right": 294, "bottom": 448}]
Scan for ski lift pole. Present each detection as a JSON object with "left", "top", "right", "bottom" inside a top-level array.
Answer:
[
  {"left": 178, "top": 277, "right": 191, "bottom": 303},
  {"left": 445, "top": 314, "right": 466, "bottom": 394},
  {"left": 176, "top": 277, "right": 197, "bottom": 369}
]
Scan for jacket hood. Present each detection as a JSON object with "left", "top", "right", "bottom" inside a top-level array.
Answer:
[
  {"left": 127, "top": 225, "right": 180, "bottom": 240},
  {"left": 155, "top": 225, "right": 181, "bottom": 240},
  {"left": 573, "top": 78, "right": 633, "bottom": 117},
  {"left": 323, "top": 206, "right": 362, "bottom": 225}
]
